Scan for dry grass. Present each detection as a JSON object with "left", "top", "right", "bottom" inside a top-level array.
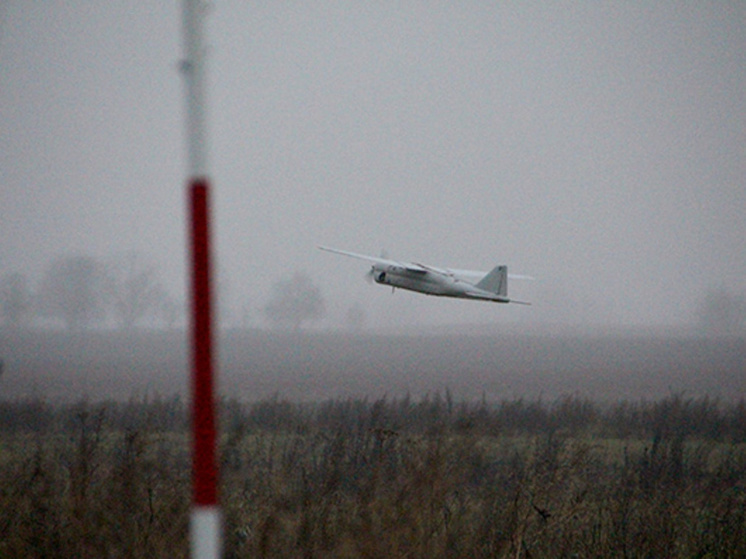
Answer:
[{"left": 1, "top": 394, "right": 745, "bottom": 557}]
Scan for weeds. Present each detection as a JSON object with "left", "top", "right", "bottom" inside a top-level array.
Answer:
[{"left": 0, "top": 394, "right": 745, "bottom": 557}]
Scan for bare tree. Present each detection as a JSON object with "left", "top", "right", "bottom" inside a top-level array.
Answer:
[
  {"left": 697, "top": 287, "right": 746, "bottom": 334},
  {"left": 0, "top": 272, "right": 32, "bottom": 329},
  {"left": 345, "top": 302, "right": 368, "bottom": 331},
  {"left": 158, "top": 294, "right": 183, "bottom": 330},
  {"left": 37, "top": 255, "right": 106, "bottom": 329},
  {"left": 104, "top": 252, "right": 165, "bottom": 329},
  {"left": 263, "top": 272, "right": 326, "bottom": 330}
]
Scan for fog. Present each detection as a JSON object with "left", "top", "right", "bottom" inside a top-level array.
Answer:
[
  {"left": 2, "top": 329, "right": 745, "bottom": 403},
  {"left": 2, "top": 2, "right": 745, "bottom": 330}
]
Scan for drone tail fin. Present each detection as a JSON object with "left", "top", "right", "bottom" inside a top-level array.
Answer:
[{"left": 475, "top": 265, "right": 507, "bottom": 297}]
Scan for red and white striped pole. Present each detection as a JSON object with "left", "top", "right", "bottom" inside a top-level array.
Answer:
[{"left": 181, "top": 1, "right": 221, "bottom": 557}]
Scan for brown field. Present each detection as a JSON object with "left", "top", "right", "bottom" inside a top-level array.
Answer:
[{"left": 1, "top": 328, "right": 744, "bottom": 402}]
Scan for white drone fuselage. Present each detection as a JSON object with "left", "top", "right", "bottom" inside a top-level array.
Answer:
[
  {"left": 319, "top": 246, "right": 530, "bottom": 305},
  {"left": 370, "top": 263, "right": 510, "bottom": 302}
]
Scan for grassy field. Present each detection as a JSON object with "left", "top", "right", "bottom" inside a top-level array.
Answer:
[
  {"left": 1, "top": 328, "right": 745, "bottom": 402},
  {"left": 1, "top": 329, "right": 744, "bottom": 555},
  {"left": 1, "top": 394, "right": 745, "bottom": 557}
]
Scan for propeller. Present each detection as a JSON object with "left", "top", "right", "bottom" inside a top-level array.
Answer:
[{"left": 365, "top": 266, "right": 375, "bottom": 283}]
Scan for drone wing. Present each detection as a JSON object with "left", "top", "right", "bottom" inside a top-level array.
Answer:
[
  {"left": 319, "top": 246, "right": 533, "bottom": 281},
  {"left": 318, "top": 246, "right": 428, "bottom": 273}
]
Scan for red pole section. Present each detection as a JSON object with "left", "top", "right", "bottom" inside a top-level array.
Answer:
[{"left": 189, "top": 179, "right": 217, "bottom": 507}]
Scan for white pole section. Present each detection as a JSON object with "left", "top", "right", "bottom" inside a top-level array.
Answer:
[
  {"left": 182, "top": 0, "right": 208, "bottom": 178},
  {"left": 181, "top": 1, "right": 221, "bottom": 558}
]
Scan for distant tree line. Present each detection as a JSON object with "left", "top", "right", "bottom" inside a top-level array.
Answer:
[
  {"left": 0, "top": 253, "right": 180, "bottom": 330},
  {"left": 4, "top": 254, "right": 743, "bottom": 333},
  {"left": 262, "top": 271, "right": 326, "bottom": 330},
  {"left": 0, "top": 254, "right": 357, "bottom": 331}
]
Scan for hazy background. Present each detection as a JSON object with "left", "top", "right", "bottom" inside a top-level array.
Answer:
[{"left": 2, "top": 2, "right": 745, "bottom": 330}]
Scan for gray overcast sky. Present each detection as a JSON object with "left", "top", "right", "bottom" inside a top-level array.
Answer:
[{"left": 2, "top": 2, "right": 745, "bottom": 328}]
